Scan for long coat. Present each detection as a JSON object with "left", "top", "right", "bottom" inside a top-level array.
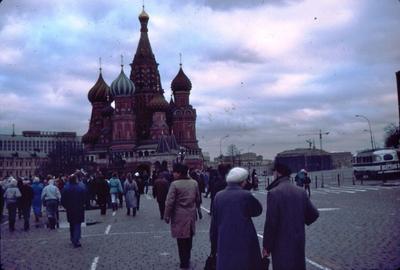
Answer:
[
  {"left": 263, "top": 176, "right": 319, "bottom": 270},
  {"left": 61, "top": 182, "right": 86, "bottom": 224},
  {"left": 164, "top": 178, "right": 200, "bottom": 238},
  {"left": 95, "top": 177, "right": 110, "bottom": 204},
  {"left": 210, "top": 183, "right": 263, "bottom": 270},
  {"left": 152, "top": 177, "right": 169, "bottom": 203},
  {"left": 124, "top": 180, "right": 138, "bottom": 208},
  {"left": 31, "top": 182, "right": 44, "bottom": 215}
]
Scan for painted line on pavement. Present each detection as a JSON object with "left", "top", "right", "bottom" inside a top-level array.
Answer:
[
  {"left": 90, "top": 256, "right": 99, "bottom": 270},
  {"left": 201, "top": 206, "right": 210, "bottom": 214},
  {"left": 325, "top": 188, "right": 355, "bottom": 194},
  {"left": 306, "top": 258, "right": 331, "bottom": 270},
  {"left": 112, "top": 211, "right": 116, "bottom": 216},
  {"left": 318, "top": 208, "right": 340, "bottom": 212},
  {"left": 105, "top": 225, "right": 111, "bottom": 235},
  {"left": 257, "top": 233, "right": 331, "bottom": 270},
  {"left": 145, "top": 194, "right": 152, "bottom": 200}
]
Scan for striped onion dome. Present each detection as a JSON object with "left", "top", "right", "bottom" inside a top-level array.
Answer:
[
  {"left": 88, "top": 72, "right": 110, "bottom": 103},
  {"left": 110, "top": 66, "right": 135, "bottom": 97},
  {"left": 171, "top": 66, "right": 192, "bottom": 92},
  {"left": 148, "top": 93, "right": 169, "bottom": 112}
]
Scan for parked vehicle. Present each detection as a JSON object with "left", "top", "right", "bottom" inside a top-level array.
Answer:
[{"left": 352, "top": 148, "right": 400, "bottom": 180}]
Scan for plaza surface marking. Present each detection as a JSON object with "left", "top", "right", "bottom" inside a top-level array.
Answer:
[
  {"left": 202, "top": 206, "right": 330, "bottom": 270},
  {"left": 105, "top": 225, "right": 111, "bottom": 235},
  {"left": 90, "top": 256, "right": 99, "bottom": 270}
]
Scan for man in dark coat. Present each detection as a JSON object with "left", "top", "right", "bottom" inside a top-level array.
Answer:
[
  {"left": 18, "top": 180, "right": 34, "bottom": 231},
  {"left": 61, "top": 174, "right": 86, "bottom": 248},
  {"left": 209, "top": 164, "right": 230, "bottom": 215},
  {"left": 152, "top": 172, "right": 170, "bottom": 219},
  {"left": 263, "top": 163, "right": 319, "bottom": 270},
  {"left": 95, "top": 171, "right": 110, "bottom": 215},
  {"left": 210, "top": 167, "right": 263, "bottom": 270}
]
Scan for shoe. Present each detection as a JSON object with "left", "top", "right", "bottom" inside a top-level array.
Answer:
[{"left": 73, "top": 243, "right": 82, "bottom": 248}]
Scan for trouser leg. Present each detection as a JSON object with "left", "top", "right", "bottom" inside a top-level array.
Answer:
[
  {"left": 22, "top": 206, "right": 31, "bottom": 230},
  {"left": 158, "top": 201, "right": 165, "bottom": 219},
  {"left": 8, "top": 203, "right": 17, "bottom": 231},
  {"left": 137, "top": 195, "right": 141, "bottom": 210},
  {"left": 177, "top": 238, "right": 191, "bottom": 268}
]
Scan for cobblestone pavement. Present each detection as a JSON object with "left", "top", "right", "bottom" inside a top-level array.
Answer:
[{"left": 1, "top": 182, "right": 400, "bottom": 270}]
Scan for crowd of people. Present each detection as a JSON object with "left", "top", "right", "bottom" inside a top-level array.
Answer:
[{"left": 1, "top": 161, "right": 319, "bottom": 270}]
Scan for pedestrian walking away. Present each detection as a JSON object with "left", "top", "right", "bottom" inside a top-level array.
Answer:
[
  {"left": 124, "top": 173, "right": 138, "bottom": 216},
  {"left": 303, "top": 170, "right": 311, "bottom": 197},
  {"left": 134, "top": 172, "right": 144, "bottom": 211},
  {"left": 31, "top": 177, "right": 44, "bottom": 227},
  {"left": 17, "top": 179, "right": 34, "bottom": 231},
  {"left": 41, "top": 178, "right": 61, "bottom": 230},
  {"left": 210, "top": 167, "right": 263, "bottom": 270},
  {"left": 61, "top": 174, "right": 86, "bottom": 248},
  {"left": 263, "top": 163, "right": 319, "bottom": 270},
  {"left": 94, "top": 171, "right": 110, "bottom": 215},
  {"left": 3, "top": 177, "right": 21, "bottom": 232},
  {"left": 164, "top": 163, "right": 201, "bottom": 270},
  {"left": 108, "top": 172, "right": 123, "bottom": 212},
  {"left": 152, "top": 171, "right": 170, "bottom": 219}
]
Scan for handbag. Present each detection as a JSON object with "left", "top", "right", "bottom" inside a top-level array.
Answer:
[
  {"left": 261, "top": 256, "right": 270, "bottom": 270},
  {"left": 204, "top": 254, "right": 216, "bottom": 270}
]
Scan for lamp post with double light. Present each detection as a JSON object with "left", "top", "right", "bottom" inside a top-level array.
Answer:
[
  {"left": 219, "top": 134, "right": 229, "bottom": 161},
  {"left": 355, "top": 114, "right": 375, "bottom": 149}
]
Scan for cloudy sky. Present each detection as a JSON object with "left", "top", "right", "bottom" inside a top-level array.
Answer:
[{"left": 0, "top": 0, "right": 399, "bottom": 159}]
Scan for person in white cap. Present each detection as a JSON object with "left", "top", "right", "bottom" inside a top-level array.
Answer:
[
  {"left": 3, "top": 177, "right": 22, "bottom": 232},
  {"left": 209, "top": 167, "right": 263, "bottom": 270}
]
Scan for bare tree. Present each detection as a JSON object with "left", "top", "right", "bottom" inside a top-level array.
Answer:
[{"left": 384, "top": 123, "right": 400, "bottom": 148}]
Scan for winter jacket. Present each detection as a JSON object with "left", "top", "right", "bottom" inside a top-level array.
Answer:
[
  {"left": 41, "top": 183, "right": 61, "bottom": 202},
  {"left": 108, "top": 177, "right": 123, "bottom": 194},
  {"left": 61, "top": 182, "right": 86, "bottom": 224}
]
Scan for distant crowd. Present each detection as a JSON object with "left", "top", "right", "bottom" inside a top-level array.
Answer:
[{"left": 1, "top": 161, "right": 318, "bottom": 270}]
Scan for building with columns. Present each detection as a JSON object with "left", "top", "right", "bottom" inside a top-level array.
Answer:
[{"left": 82, "top": 7, "right": 203, "bottom": 174}]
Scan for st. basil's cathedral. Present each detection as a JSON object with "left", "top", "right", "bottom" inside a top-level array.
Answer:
[{"left": 82, "top": 7, "right": 203, "bottom": 173}]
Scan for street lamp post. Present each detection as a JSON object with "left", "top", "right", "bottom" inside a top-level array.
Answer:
[
  {"left": 355, "top": 114, "right": 375, "bottom": 149},
  {"left": 219, "top": 134, "right": 229, "bottom": 159}
]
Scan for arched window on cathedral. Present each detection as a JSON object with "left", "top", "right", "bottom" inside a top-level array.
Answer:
[
  {"left": 144, "top": 151, "right": 149, "bottom": 157},
  {"left": 139, "top": 151, "right": 143, "bottom": 157}
]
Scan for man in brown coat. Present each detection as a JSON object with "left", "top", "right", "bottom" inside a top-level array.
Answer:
[
  {"left": 153, "top": 171, "right": 170, "bottom": 219},
  {"left": 164, "top": 163, "right": 201, "bottom": 270}
]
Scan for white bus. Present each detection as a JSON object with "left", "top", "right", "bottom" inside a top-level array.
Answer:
[{"left": 352, "top": 149, "right": 400, "bottom": 180}]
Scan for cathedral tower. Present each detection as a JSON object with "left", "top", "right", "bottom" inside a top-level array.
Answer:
[
  {"left": 130, "top": 7, "right": 163, "bottom": 141},
  {"left": 110, "top": 61, "right": 137, "bottom": 150},
  {"left": 171, "top": 63, "right": 199, "bottom": 149}
]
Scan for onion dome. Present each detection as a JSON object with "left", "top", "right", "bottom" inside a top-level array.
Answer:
[
  {"left": 139, "top": 8, "right": 149, "bottom": 21},
  {"left": 101, "top": 104, "right": 114, "bottom": 117},
  {"left": 88, "top": 72, "right": 110, "bottom": 103},
  {"left": 171, "top": 65, "right": 192, "bottom": 92},
  {"left": 110, "top": 66, "right": 135, "bottom": 97},
  {"left": 82, "top": 132, "right": 98, "bottom": 144},
  {"left": 149, "top": 93, "right": 169, "bottom": 111}
]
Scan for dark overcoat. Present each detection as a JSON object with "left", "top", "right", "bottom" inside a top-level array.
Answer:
[
  {"left": 263, "top": 176, "right": 319, "bottom": 270},
  {"left": 210, "top": 183, "right": 263, "bottom": 270},
  {"left": 61, "top": 182, "right": 86, "bottom": 224},
  {"left": 95, "top": 177, "right": 110, "bottom": 204}
]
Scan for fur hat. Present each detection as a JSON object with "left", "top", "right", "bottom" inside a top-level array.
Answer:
[
  {"left": 33, "top": 177, "right": 40, "bottom": 183},
  {"left": 226, "top": 167, "right": 248, "bottom": 183}
]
